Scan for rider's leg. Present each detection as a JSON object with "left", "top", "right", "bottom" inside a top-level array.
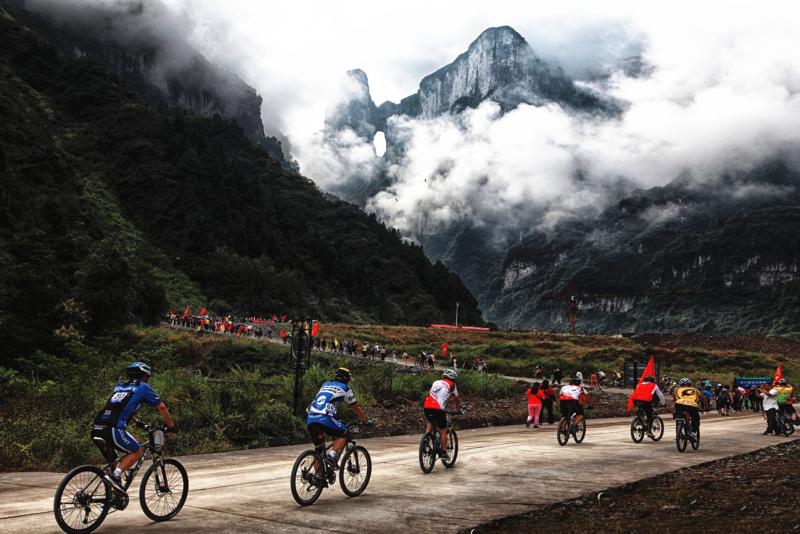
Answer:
[
  {"left": 689, "top": 406, "right": 700, "bottom": 434},
  {"left": 644, "top": 402, "right": 654, "bottom": 431},
  {"left": 117, "top": 449, "right": 143, "bottom": 472},
  {"left": 439, "top": 428, "right": 448, "bottom": 451},
  {"left": 330, "top": 436, "right": 347, "bottom": 457}
]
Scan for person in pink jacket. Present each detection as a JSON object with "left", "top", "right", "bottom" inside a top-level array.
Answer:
[{"left": 525, "top": 382, "right": 543, "bottom": 428}]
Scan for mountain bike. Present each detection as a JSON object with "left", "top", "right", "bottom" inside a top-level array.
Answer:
[
  {"left": 54, "top": 424, "right": 187, "bottom": 534},
  {"left": 290, "top": 422, "right": 372, "bottom": 506},
  {"left": 775, "top": 409, "right": 796, "bottom": 436},
  {"left": 557, "top": 412, "right": 586, "bottom": 445},
  {"left": 675, "top": 412, "right": 700, "bottom": 452},
  {"left": 419, "top": 410, "right": 462, "bottom": 473},
  {"left": 630, "top": 402, "right": 664, "bottom": 443}
]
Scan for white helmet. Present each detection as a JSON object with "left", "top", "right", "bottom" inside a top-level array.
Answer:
[{"left": 442, "top": 369, "right": 459, "bottom": 382}]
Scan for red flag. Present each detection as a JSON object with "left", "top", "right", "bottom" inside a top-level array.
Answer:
[
  {"left": 199, "top": 307, "right": 207, "bottom": 316},
  {"left": 311, "top": 321, "right": 320, "bottom": 337},
  {"left": 441, "top": 341, "right": 449, "bottom": 358},
  {"left": 272, "top": 314, "right": 277, "bottom": 322},
  {"left": 774, "top": 366, "right": 784, "bottom": 385},
  {"left": 281, "top": 314, "right": 287, "bottom": 322},
  {"left": 183, "top": 305, "right": 190, "bottom": 317},
  {"left": 627, "top": 355, "right": 656, "bottom": 411}
]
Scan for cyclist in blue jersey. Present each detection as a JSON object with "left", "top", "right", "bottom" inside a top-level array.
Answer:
[
  {"left": 306, "top": 367, "right": 371, "bottom": 467},
  {"left": 91, "top": 362, "right": 175, "bottom": 494}
]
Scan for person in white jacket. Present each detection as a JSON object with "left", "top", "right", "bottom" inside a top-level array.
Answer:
[{"left": 760, "top": 385, "right": 779, "bottom": 435}]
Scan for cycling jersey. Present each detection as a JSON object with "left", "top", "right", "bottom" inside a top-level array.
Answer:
[
  {"left": 631, "top": 382, "right": 666, "bottom": 405},
  {"left": 306, "top": 380, "right": 356, "bottom": 419},
  {"left": 423, "top": 378, "right": 458, "bottom": 410},
  {"left": 776, "top": 386, "right": 794, "bottom": 405},
  {"left": 559, "top": 384, "right": 586, "bottom": 403},
  {"left": 93, "top": 381, "right": 162, "bottom": 428},
  {"left": 674, "top": 386, "right": 700, "bottom": 408}
]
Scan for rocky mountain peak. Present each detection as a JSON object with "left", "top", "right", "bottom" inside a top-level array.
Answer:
[{"left": 324, "top": 68, "right": 379, "bottom": 141}]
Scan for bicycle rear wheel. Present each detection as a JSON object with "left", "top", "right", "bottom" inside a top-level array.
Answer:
[
  {"left": 651, "top": 416, "right": 665, "bottom": 441},
  {"left": 139, "top": 458, "right": 188, "bottom": 522},
  {"left": 676, "top": 421, "right": 688, "bottom": 452},
  {"left": 290, "top": 450, "right": 324, "bottom": 506},
  {"left": 557, "top": 418, "right": 570, "bottom": 446},
  {"left": 418, "top": 433, "right": 437, "bottom": 473},
  {"left": 630, "top": 417, "right": 645, "bottom": 443},
  {"left": 53, "top": 465, "right": 111, "bottom": 534},
  {"left": 441, "top": 429, "right": 458, "bottom": 468},
  {"left": 339, "top": 445, "right": 372, "bottom": 497},
  {"left": 573, "top": 420, "right": 586, "bottom": 443}
]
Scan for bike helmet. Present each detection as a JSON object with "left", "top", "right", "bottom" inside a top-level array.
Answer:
[
  {"left": 643, "top": 376, "right": 655, "bottom": 383},
  {"left": 778, "top": 378, "right": 787, "bottom": 385},
  {"left": 126, "top": 361, "right": 152, "bottom": 378},
  {"left": 442, "top": 368, "right": 459, "bottom": 382},
  {"left": 334, "top": 367, "right": 352, "bottom": 383},
  {"left": 678, "top": 377, "right": 692, "bottom": 387}
]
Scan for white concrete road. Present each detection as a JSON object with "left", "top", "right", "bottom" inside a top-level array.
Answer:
[{"left": 0, "top": 413, "right": 793, "bottom": 534}]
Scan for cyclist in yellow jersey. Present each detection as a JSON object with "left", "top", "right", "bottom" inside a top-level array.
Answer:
[
  {"left": 775, "top": 379, "right": 797, "bottom": 424},
  {"left": 673, "top": 378, "right": 702, "bottom": 437}
]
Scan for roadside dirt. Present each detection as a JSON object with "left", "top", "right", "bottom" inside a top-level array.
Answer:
[{"left": 466, "top": 439, "right": 800, "bottom": 533}]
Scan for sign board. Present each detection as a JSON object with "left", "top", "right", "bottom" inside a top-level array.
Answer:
[
  {"left": 623, "top": 357, "right": 660, "bottom": 389},
  {"left": 733, "top": 376, "right": 772, "bottom": 388}
]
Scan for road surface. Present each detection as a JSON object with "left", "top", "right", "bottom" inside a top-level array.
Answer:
[{"left": 0, "top": 413, "right": 792, "bottom": 533}]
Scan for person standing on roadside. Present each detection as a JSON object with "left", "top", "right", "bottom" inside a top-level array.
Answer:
[
  {"left": 553, "top": 368, "right": 563, "bottom": 385},
  {"left": 760, "top": 384, "right": 780, "bottom": 435},
  {"left": 525, "top": 382, "right": 543, "bottom": 428},
  {"left": 539, "top": 379, "right": 556, "bottom": 425}
]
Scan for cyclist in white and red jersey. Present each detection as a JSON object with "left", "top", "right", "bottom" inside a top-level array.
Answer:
[
  {"left": 559, "top": 378, "right": 588, "bottom": 426},
  {"left": 423, "top": 369, "right": 463, "bottom": 459}
]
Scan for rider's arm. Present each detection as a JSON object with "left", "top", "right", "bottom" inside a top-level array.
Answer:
[
  {"left": 654, "top": 387, "right": 666, "bottom": 406},
  {"left": 156, "top": 402, "right": 175, "bottom": 429},
  {"left": 351, "top": 402, "right": 368, "bottom": 423},
  {"left": 453, "top": 393, "right": 462, "bottom": 411}
]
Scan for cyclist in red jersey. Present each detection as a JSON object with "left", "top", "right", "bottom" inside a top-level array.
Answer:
[
  {"left": 629, "top": 376, "right": 666, "bottom": 438},
  {"left": 423, "top": 369, "right": 462, "bottom": 459}
]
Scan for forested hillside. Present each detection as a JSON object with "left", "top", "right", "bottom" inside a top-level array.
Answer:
[{"left": 0, "top": 1, "right": 481, "bottom": 375}]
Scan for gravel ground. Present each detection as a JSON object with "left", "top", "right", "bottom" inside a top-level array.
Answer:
[{"left": 465, "top": 439, "right": 800, "bottom": 533}]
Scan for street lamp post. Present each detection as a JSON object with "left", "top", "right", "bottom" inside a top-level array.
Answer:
[{"left": 455, "top": 302, "right": 460, "bottom": 327}]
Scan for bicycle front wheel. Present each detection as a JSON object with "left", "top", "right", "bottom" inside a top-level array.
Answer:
[
  {"left": 630, "top": 417, "right": 645, "bottom": 443},
  {"left": 782, "top": 416, "right": 796, "bottom": 436},
  {"left": 53, "top": 465, "right": 111, "bottom": 534},
  {"left": 573, "top": 420, "right": 586, "bottom": 443},
  {"left": 651, "top": 416, "right": 664, "bottom": 441},
  {"left": 418, "top": 433, "right": 437, "bottom": 474},
  {"left": 557, "top": 418, "right": 570, "bottom": 446},
  {"left": 441, "top": 429, "right": 458, "bottom": 468},
  {"left": 290, "top": 450, "right": 324, "bottom": 506},
  {"left": 691, "top": 428, "right": 700, "bottom": 450},
  {"left": 139, "top": 458, "right": 188, "bottom": 522},
  {"left": 339, "top": 445, "right": 371, "bottom": 497}
]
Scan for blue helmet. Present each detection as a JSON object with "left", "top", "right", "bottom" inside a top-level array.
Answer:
[{"left": 126, "top": 361, "right": 152, "bottom": 378}]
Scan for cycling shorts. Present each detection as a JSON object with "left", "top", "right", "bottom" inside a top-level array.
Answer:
[
  {"left": 306, "top": 415, "right": 347, "bottom": 446},
  {"left": 91, "top": 425, "right": 140, "bottom": 463},
  {"left": 560, "top": 399, "right": 583, "bottom": 418},
  {"left": 423, "top": 408, "right": 448, "bottom": 429}
]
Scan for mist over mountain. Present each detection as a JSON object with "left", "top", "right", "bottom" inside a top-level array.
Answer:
[
  {"left": 320, "top": 24, "right": 800, "bottom": 335},
  {"left": 0, "top": 0, "right": 483, "bottom": 365}
]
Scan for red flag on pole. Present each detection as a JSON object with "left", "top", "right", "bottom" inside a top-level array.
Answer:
[
  {"left": 183, "top": 305, "right": 190, "bottom": 317},
  {"left": 773, "top": 366, "right": 784, "bottom": 385},
  {"left": 441, "top": 341, "right": 449, "bottom": 358},
  {"left": 199, "top": 307, "right": 207, "bottom": 316},
  {"left": 627, "top": 355, "right": 656, "bottom": 411},
  {"left": 311, "top": 321, "right": 320, "bottom": 337}
]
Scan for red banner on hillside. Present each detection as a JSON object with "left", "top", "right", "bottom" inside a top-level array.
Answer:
[
  {"left": 311, "top": 321, "right": 320, "bottom": 337},
  {"left": 183, "top": 305, "right": 190, "bottom": 317},
  {"left": 441, "top": 341, "right": 448, "bottom": 357},
  {"left": 199, "top": 307, "right": 207, "bottom": 316},
  {"left": 429, "top": 324, "right": 490, "bottom": 331}
]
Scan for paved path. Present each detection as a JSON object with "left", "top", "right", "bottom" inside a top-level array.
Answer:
[{"left": 1, "top": 413, "right": 790, "bottom": 534}]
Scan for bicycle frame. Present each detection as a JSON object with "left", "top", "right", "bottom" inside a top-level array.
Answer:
[{"left": 100, "top": 428, "right": 169, "bottom": 502}]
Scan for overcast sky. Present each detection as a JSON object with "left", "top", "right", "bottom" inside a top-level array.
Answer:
[{"left": 159, "top": 0, "right": 648, "bottom": 141}]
